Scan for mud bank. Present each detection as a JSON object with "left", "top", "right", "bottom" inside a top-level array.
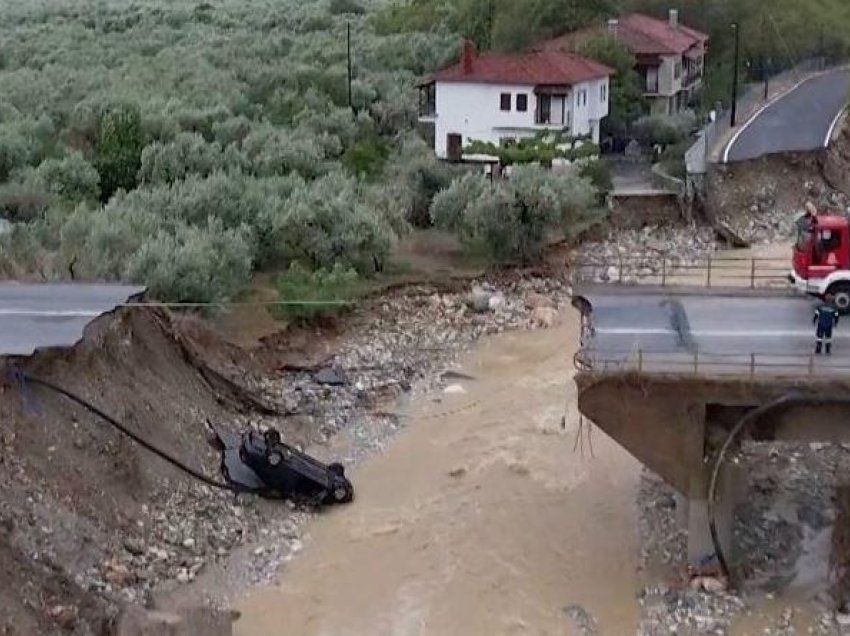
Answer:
[{"left": 0, "top": 308, "right": 290, "bottom": 634}]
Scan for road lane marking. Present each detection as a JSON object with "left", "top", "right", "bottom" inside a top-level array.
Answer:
[
  {"left": 0, "top": 309, "right": 101, "bottom": 317},
  {"left": 825, "top": 106, "right": 846, "bottom": 147},
  {"left": 596, "top": 327, "right": 847, "bottom": 338}
]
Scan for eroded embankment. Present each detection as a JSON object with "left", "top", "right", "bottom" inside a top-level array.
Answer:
[{"left": 0, "top": 307, "right": 288, "bottom": 634}]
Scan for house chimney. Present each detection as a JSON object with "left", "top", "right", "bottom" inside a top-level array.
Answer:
[
  {"left": 461, "top": 39, "right": 476, "bottom": 75},
  {"left": 607, "top": 18, "right": 619, "bottom": 39},
  {"left": 669, "top": 8, "right": 679, "bottom": 28}
]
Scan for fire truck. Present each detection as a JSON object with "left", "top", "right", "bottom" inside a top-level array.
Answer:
[{"left": 790, "top": 214, "right": 850, "bottom": 312}]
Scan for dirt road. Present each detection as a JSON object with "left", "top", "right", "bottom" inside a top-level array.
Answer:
[{"left": 235, "top": 310, "right": 643, "bottom": 635}]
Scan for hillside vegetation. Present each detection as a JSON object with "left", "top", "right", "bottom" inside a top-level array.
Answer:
[{"left": 0, "top": 0, "right": 847, "bottom": 303}]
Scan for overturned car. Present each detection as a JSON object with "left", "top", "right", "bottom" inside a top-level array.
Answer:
[{"left": 209, "top": 424, "right": 354, "bottom": 505}]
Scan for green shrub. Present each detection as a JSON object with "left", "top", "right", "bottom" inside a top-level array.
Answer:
[
  {"left": 329, "top": 0, "right": 366, "bottom": 15},
  {"left": 94, "top": 103, "right": 144, "bottom": 201},
  {"left": 274, "top": 261, "right": 365, "bottom": 324},
  {"left": 0, "top": 132, "right": 29, "bottom": 181},
  {"left": 432, "top": 165, "right": 600, "bottom": 263},
  {"left": 124, "top": 218, "right": 253, "bottom": 304},
  {"left": 632, "top": 113, "right": 697, "bottom": 147},
  {"left": 0, "top": 182, "right": 50, "bottom": 222},
  {"left": 385, "top": 135, "right": 455, "bottom": 227},
  {"left": 242, "top": 125, "right": 329, "bottom": 178},
  {"left": 138, "top": 132, "right": 236, "bottom": 184},
  {"left": 659, "top": 141, "right": 690, "bottom": 179},
  {"left": 269, "top": 171, "right": 395, "bottom": 273},
  {"left": 430, "top": 171, "right": 488, "bottom": 232},
  {"left": 342, "top": 137, "right": 390, "bottom": 180},
  {"left": 31, "top": 152, "right": 101, "bottom": 204},
  {"left": 569, "top": 142, "right": 601, "bottom": 161},
  {"left": 578, "top": 159, "right": 612, "bottom": 201}
]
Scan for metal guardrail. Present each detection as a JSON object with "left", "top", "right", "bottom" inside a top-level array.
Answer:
[
  {"left": 569, "top": 255, "right": 790, "bottom": 289},
  {"left": 575, "top": 348, "right": 849, "bottom": 379}
]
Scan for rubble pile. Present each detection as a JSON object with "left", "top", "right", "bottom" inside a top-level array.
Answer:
[
  {"left": 573, "top": 225, "right": 717, "bottom": 283},
  {"left": 637, "top": 443, "right": 850, "bottom": 634},
  {"left": 718, "top": 180, "right": 850, "bottom": 246},
  {"left": 254, "top": 277, "right": 574, "bottom": 461}
]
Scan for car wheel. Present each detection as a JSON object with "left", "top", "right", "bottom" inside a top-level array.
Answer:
[
  {"left": 828, "top": 283, "right": 850, "bottom": 314},
  {"left": 331, "top": 479, "right": 354, "bottom": 504}
]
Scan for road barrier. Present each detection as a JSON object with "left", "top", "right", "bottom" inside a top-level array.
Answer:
[
  {"left": 575, "top": 348, "right": 850, "bottom": 379},
  {"left": 569, "top": 254, "right": 790, "bottom": 289}
]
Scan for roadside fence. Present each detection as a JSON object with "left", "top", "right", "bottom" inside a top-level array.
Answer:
[
  {"left": 568, "top": 254, "right": 790, "bottom": 289},
  {"left": 575, "top": 348, "right": 850, "bottom": 379}
]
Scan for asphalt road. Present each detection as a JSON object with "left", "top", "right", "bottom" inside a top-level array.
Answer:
[
  {"left": 0, "top": 282, "right": 145, "bottom": 356},
  {"left": 724, "top": 69, "right": 850, "bottom": 163},
  {"left": 582, "top": 292, "right": 850, "bottom": 376}
]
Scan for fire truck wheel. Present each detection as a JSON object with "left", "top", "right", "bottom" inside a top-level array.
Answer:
[{"left": 828, "top": 283, "right": 850, "bottom": 314}]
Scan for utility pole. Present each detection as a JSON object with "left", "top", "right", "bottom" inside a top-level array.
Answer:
[
  {"left": 347, "top": 22, "right": 354, "bottom": 115},
  {"left": 730, "top": 22, "right": 740, "bottom": 127},
  {"left": 486, "top": 0, "right": 494, "bottom": 50},
  {"left": 761, "top": 15, "right": 769, "bottom": 101},
  {"left": 763, "top": 57, "right": 769, "bottom": 101}
]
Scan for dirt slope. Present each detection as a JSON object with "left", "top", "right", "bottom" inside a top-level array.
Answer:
[{"left": 0, "top": 308, "right": 287, "bottom": 634}]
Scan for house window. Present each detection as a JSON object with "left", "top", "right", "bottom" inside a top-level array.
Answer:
[
  {"left": 500, "top": 93, "right": 511, "bottom": 111},
  {"left": 674, "top": 60, "right": 682, "bottom": 79},
  {"left": 600, "top": 84, "right": 607, "bottom": 103},
  {"left": 516, "top": 93, "right": 528, "bottom": 112},
  {"left": 578, "top": 90, "right": 587, "bottom": 107},
  {"left": 499, "top": 137, "right": 516, "bottom": 147}
]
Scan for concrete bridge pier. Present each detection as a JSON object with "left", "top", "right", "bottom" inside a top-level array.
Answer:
[
  {"left": 577, "top": 372, "right": 850, "bottom": 575},
  {"left": 685, "top": 462, "right": 747, "bottom": 571}
]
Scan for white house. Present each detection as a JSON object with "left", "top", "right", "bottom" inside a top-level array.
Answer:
[{"left": 418, "top": 42, "right": 613, "bottom": 160}]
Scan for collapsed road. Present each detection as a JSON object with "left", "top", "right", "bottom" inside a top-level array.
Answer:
[{"left": 0, "top": 282, "right": 145, "bottom": 355}]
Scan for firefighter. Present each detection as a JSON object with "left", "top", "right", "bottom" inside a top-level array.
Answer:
[
  {"left": 814, "top": 294, "right": 840, "bottom": 355},
  {"left": 796, "top": 201, "right": 817, "bottom": 235}
]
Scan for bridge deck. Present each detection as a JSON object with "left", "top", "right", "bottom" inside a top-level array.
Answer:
[{"left": 580, "top": 290, "right": 850, "bottom": 377}]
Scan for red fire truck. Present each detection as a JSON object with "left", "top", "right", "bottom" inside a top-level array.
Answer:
[{"left": 790, "top": 214, "right": 850, "bottom": 312}]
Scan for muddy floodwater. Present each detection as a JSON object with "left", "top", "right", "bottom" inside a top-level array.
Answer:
[{"left": 235, "top": 310, "right": 645, "bottom": 635}]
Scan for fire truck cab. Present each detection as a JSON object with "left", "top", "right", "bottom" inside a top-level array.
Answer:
[{"left": 790, "top": 214, "right": 850, "bottom": 312}]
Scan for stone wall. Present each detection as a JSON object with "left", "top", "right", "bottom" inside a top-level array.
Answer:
[{"left": 608, "top": 193, "right": 685, "bottom": 230}]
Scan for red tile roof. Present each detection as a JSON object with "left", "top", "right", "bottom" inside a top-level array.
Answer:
[
  {"left": 427, "top": 50, "right": 614, "bottom": 86},
  {"left": 541, "top": 13, "right": 708, "bottom": 57}
]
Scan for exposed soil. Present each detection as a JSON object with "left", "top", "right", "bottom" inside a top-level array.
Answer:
[
  {"left": 707, "top": 125, "right": 850, "bottom": 246},
  {"left": 0, "top": 307, "right": 313, "bottom": 634}
]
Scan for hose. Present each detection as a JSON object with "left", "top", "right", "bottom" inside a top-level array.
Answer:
[
  {"left": 708, "top": 393, "right": 850, "bottom": 584},
  {"left": 21, "top": 373, "right": 233, "bottom": 492}
]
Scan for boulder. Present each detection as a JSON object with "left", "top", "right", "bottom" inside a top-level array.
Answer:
[
  {"left": 531, "top": 307, "right": 560, "bottom": 329},
  {"left": 526, "top": 293, "right": 555, "bottom": 310},
  {"left": 468, "top": 288, "right": 491, "bottom": 313}
]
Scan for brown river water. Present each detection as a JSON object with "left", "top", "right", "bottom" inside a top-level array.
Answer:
[{"left": 235, "top": 311, "right": 645, "bottom": 635}]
